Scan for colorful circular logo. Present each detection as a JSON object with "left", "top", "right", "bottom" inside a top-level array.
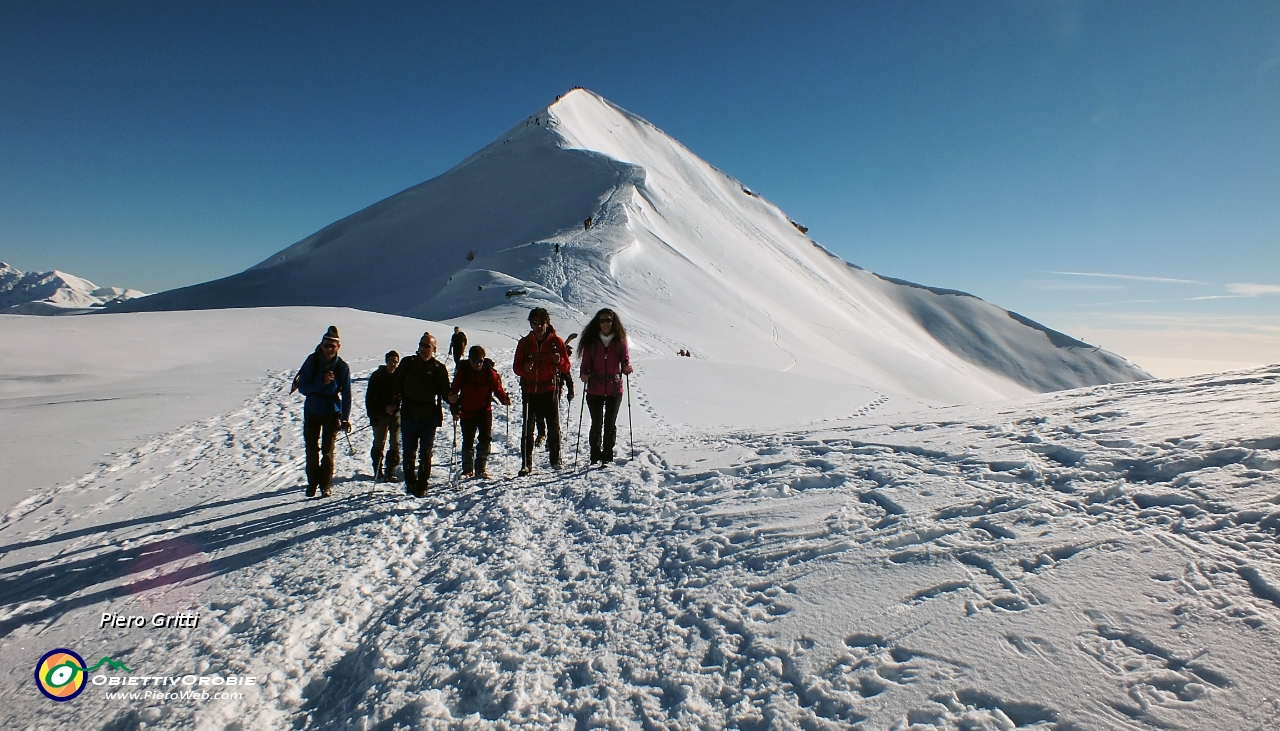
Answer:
[{"left": 35, "top": 648, "right": 87, "bottom": 701}]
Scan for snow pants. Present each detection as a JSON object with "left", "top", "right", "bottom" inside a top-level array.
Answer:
[
  {"left": 460, "top": 412, "right": 493, "bottom": 474},
  {"left": 304, "top": 413, "right": 340, "bottom": 490},
  {"left": 400, "top": 417, "right": 437, "bottom": 486},
  {"left": 521, "top": 391, "right": 561, "bottom": 469},
  {"left": 586, "top": 393, "right": 623, "bottom": 464}
]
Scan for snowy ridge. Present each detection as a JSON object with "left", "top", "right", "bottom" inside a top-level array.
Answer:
[
  {"left": 0, "top": 261, "right": 145, "bottom": 314},
  {"left": 111, "top": 89, "right": 1149, "bottom": 403},
  {"left": 0, "top": 339, "right": 1275, "bottom": 728}
]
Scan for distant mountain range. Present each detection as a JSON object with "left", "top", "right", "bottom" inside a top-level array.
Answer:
[
  {"left": 110, "top": 89, "right": 1149, "bottom": 402},
  {"left": 0, "top": 263, "right": 145, "bottom": 314}
]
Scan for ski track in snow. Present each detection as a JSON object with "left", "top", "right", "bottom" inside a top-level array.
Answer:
[{"left": 1, "top": 366, "right": 1278, "bottom": 729}]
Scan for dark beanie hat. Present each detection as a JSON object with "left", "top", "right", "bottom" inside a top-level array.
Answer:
[{"left": 321, "top": 326, "right": 340, "bottom": 345}]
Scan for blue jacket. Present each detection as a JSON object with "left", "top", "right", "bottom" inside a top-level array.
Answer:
[{"left": 296, "top": 350, "right": 352, "bottom": 419}]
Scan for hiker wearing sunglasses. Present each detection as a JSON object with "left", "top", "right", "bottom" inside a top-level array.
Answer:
[
  {"left": 513, "top": 307, "right": 571, "bottom": 475},
  {"left": 391, "top": 332, "right": 451, "bottom": 496},
  {"left": 295, "top": 326, "right": 352, "bottom": 497},
  {"left": 578, "top": 309, "right": 632, "bottom": 465}
]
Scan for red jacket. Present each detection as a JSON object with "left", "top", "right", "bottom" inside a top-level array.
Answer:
[
  {"left": 449, "top": 359, "right": 510, "bottom": 419},
  {"left": 513, "top": 328, "right": 571, "bottom": 394}
]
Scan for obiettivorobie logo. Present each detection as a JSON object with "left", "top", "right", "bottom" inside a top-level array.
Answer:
[
  {"left": 35, "top": 647, "right": 259, "bottom": 703},
  {"left": 35, "top": 649, "right": 132, "bottom": 701}
]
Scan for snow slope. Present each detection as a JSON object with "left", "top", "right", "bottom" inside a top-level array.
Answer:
[
  {"left": 0, "top": 309, "right": 1276, "bottom": 730},
  {"left": 0, "top": 308, "right": 441, "bottom": 512},
  {"left": 0, "top": 262, "right": 145, "bottom": 314},
  {"left": 113, "top": 89, "right": 1148, "bottom": 402}
]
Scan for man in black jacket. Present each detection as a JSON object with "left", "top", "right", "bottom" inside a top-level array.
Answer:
[
  {"left": 392, "top": 333, "right": 451, "bottom": 496},
  {"left": 448, "top": 327, "right": 468, "bottom": 370},
  {"left": 365, "top": 350, "right": 400, "bottom": 481}
]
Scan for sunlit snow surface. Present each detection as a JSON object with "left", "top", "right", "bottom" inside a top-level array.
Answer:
[{"left": 1, "top": 310, "right": 1277, "bottom": 730}]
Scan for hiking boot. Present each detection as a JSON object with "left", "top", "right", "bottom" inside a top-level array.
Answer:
[
  {"left": 476, "top": 466, "right": 489, "bottom": 479},
  {"left": 518, "top": 467, "right": 531, "bottom": 477},
  {"left": 305, "top": 484, "right": 317, "bottom": 498},
  {"left": 320, "top": 484, "right": 333, "bottom": 498},
  {"left": 462, "top": 471, "right": 475, "bottom": 479}
]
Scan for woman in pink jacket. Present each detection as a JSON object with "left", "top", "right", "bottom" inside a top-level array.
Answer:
[{"left": 578, "top": 308, "right": 633, "bottom": 465}]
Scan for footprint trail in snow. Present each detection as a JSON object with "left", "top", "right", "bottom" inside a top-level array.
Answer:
[{"left": 0, "top": 366, "right": 1277, "bottom": 730}]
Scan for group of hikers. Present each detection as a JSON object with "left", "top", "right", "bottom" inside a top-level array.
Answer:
[{"left": 292, "top": 307, "right": 632, "bottom": 498}]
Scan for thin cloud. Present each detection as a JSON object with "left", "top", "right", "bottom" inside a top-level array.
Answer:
[
  {"left": 1027, "top": 281, "right": 1124, "bottom": 291},
  {"left": 1041, "top": 270, "right": 1201, "bottom": 284},
  {"left": 1063, "top": 298, "right": 1163, "bottom": 307},
  {"left": 1227, "top": 283, "right": 1280, "bottom": 296}
]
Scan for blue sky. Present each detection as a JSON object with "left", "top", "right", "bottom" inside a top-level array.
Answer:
[{"left": 2, "top": 1, "right": 1276, "bottom": 374}]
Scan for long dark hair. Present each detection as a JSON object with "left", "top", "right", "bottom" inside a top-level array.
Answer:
[{"left": 577, "top": 308, "right": 627, "bottom": 359}]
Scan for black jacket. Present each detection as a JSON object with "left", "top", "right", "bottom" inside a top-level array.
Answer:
[
  {"left": 449, "top": 331, "right": 468, "bottom": 360},
  {"left": 365, "top": 365, "right": 397, "bottom": 421},
  {"left": 391, "top": 355, "right": 450, "bottom": 424}
]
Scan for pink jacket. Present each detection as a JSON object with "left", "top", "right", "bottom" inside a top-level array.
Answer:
[{"left": 579, "top": 338, "right": 632, "bottom": 396}]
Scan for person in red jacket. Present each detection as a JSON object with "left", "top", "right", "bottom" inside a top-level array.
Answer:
[
  {"left": 447, "top": 345, "right": 511, "bottom": 479},
  {"left": 578, "top": 308, "right": 633, "bottom": 465},
  {"left": 513, "top": 307, "right": 571, "bottom": 475}
]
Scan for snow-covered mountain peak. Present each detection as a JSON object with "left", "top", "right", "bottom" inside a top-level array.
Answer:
[
  {"left": 111, "top": 92, "right": 1149, "bottom": 403},
  {"left": 0, "top": 262, "right": 146, "bottom": 314}
]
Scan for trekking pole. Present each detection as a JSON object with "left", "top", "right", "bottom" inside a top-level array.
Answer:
[
  {"left": 564, "top": 380, "right": 572, "bottom": 436},
  {"left": 626, "top": 373, "right": 635, "bottom": 459},
  {"left": 520, "top": 397, "right": 531, "bottom": 474},
  {"left": 451, "top": 413, "right": 458, "bottom": 483},
  {"left": 343, "top": 423, "right": 357, "bottom": 458},
  {"left": 575, "top": 391, "right": 586, "bottom": 467}
]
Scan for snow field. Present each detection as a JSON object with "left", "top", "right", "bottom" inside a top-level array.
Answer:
[{"left": 0, "top": 356, "right": 1277, "bottom": 729}]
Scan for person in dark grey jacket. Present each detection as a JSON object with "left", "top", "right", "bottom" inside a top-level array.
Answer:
[
  {"left": 392, "top": 333, "right": 450, "bottom": 496},
  {"left": 365, "top": 350, "right": 400, "bottom": 481}
]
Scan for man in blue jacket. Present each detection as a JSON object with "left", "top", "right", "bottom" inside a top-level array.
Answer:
[{"left": 296, "top": 326, "right": 352, "bottom": 497}]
